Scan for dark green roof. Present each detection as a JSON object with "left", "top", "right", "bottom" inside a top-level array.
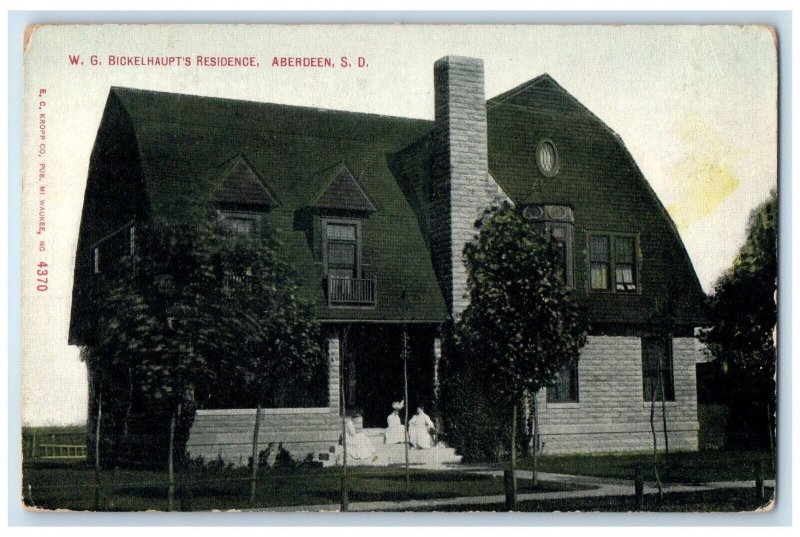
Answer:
[{"left": 74, "top": 87, "right": 448, "bottom": 332}]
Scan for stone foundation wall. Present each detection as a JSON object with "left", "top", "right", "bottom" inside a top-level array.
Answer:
[
  {"left": 185, "top": 408, "right": 341, "bottom": 467},
  {"left": 536, "top": 336, "right": 699, "bottom": 454}
]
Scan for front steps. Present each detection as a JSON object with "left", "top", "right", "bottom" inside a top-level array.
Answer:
[{"left": 337, "top": 428, "right": 462, "bottom": 468}]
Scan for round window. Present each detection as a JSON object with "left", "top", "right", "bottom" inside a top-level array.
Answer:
[{"left": 536, "top": 139, "right": 559, "bottom": 177}]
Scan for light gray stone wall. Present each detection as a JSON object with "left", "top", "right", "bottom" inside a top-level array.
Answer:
[
  {"left": 536, "top": 336, "right": 699, "bottom": 454},
  {"left": 431, "top": 55, "right": 504, "bottom": 318},
  {"left": 327, "top": 336, "right": 340, "bottom": 411},
  {"left": 186, "top": 408, "right": 341, "bottom": 467}
]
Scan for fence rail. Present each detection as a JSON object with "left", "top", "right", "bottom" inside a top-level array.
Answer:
[
  {"left": 39, "top": 444, "right": 87, "bottom": 460},
  {"left": 22, "top": 429, "right": 87, "bottom": 461}
]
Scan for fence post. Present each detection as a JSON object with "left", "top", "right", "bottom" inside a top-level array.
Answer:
[
  {"left": 168, "top": 411, "right": 176, "bottom": 512},
  {"left": 755, "top": 460, "right": 765, "bottom": 503},
  {"left": 634, "top": 465, "right": 644, "bottom": 511},
  {"left": 504, "top": 469, "right": 517, "bottom": 511},
  {"left": 250, "top": 405, "right": 262, "bottom": 507}
]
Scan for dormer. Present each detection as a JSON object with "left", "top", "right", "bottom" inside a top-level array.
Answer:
[
  {"left": 310, "top": 164, "right": 377, "bottom": 307},
  {"left": 213, "top": 155, "right": 277, "bottom": 237}
]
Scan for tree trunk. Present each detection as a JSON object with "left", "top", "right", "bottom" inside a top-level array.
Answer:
[
  {"left": 506, "top": 403, "right": 518, "bottom": 510},
  {"left": 403, "top": 325, "right": 410, "bottom": 497},
  {"left": 649, "top": 384, "right": 663, "bottom": 501},
  {"left": 532, "top": 393, "right": 539, "bottom": 485},
  {"left": 511, "top": 404, "right": 517, "bottom": 470},
  {"left": 659, "top": 342, "right": 670, "bottom": 459},
  {"left": 249, "top": 404, "right": 261, "bottom": 506},
  {"left": 168, "top": 405, "right": 180, "bottom": 512},
  {"left": 94, "top": 396, "right": 102, "bottom": 510},
  {"left": 766, "top": 404, "right": 775, "bottom": 473},
  {"left": 340, "top": 326, "right": 349, "bottom": 512}
]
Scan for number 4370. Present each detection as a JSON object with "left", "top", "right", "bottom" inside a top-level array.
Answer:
[{"left": 36, "top": 261, "right": 48, "bottom": 291}]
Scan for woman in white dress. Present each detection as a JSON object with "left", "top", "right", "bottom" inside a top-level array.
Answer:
[
  {"left": 344, "top": 416, "right": 375, "bottom": 461},
  {"left": 409, "top": 406, "right": 435, "bottom": 449},
  {"left": 384, "top": 400, "right": 407, "bottom": 444}
]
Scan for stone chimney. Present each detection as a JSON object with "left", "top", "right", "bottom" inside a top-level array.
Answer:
[{"left": 430, "top": 56, "right": 502, "bottom": 318}]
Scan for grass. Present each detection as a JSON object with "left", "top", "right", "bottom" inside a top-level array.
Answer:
[
  {"left": 415, "top": 487, "right": 775, "bottom": 513},
  {"left": 520, "top": 449, "right": 774, "bottom": 484},
  {"left": 22, "top": 461, "right": 585, "bottom": 511}
]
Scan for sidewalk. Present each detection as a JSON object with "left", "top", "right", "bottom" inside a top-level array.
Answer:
[{"left": 255, "top": 467, "right": 775, "bottom": 512}]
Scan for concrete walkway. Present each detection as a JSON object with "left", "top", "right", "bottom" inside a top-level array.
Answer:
[{"left": 256, "top": 467, "right": 775, "bottom": 512}]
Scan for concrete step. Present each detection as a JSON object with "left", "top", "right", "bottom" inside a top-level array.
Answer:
[{"left": 338, "top": 429, "right": 462, "bottom": 468}]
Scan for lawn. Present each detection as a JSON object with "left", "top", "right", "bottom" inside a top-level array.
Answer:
[
  {"left": 415, "top": 487, "right": 775, "bottom": 513},
  {"left": 22, "top": 461, "right": 586, "bottom": 511},
  {"left": 521, "top": 449, "right": 774, "bottom": 484}
]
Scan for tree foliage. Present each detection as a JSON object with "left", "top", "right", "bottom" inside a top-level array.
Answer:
[
  {"left": 445, "top": 203, "right": 588, "bottom": 460},
  {"left": 86, "top": 222, "right": 325, "bottom": 466},
  {"left": 699, "top": 191, "right": 777, "bottom": 447}
]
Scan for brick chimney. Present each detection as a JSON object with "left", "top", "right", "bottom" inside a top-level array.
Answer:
[{"left": 430, "top": 56, "right": 503, "bottom": 318}]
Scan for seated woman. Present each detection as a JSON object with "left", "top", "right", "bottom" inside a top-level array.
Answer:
[
  {"left": 409, "top": 406, "right": 435, "bottom": 449},
  {"left": 384, "top": 400, "right": 407, "bottom": 444},
  {"left": 344, "top": 415, "right": 375, "bottom": 461}
]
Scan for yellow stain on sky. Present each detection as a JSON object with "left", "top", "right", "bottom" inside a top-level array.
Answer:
[{"left": 667, "top": 114, "right": 741, "bottom": 232}]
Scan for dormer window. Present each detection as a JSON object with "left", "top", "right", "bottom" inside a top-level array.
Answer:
[
  {"left": 218, "top": 210, "right": 261, "bottom": 237},
  {"left": 325, "top": 220, "right": 359, "bottom": 278},
  {"left": 310, "top": 164, "right": 377, "bottom": 307},
  {"left": 212, "top": 155, "right": 277, "bottom": 238}
]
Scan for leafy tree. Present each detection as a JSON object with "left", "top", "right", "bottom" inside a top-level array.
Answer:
[
  {"left": 86, "top": 222, "right": 325, "bottom": 467},
  {"left": 699, "top": 191, "right": 777, "bottom": 450},
  {"left": 449, "top": 203, "right": 587, "bottom": 469}
]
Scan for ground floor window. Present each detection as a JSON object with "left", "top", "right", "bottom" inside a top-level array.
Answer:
[
  {"left": 642, "top": 336, "right": 675, "bottom": 401},
  {"left": 547, "top": 359, "right": 579, "bottom": 403}
]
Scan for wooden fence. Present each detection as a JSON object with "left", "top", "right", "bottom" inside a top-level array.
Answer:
[{"left": 23, "top": 427, "right": 87, "bottom": 461}]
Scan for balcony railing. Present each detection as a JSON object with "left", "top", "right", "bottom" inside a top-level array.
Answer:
[{"left": 327, "top": 275, "right": 377, "bottom": 307}]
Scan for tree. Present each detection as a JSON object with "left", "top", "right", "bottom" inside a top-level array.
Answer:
[
  {"left": 86, "top": 222, "right": 325, "bottom": 467},
  {"left": 451, "top": 203, "right": 587, "bottom": 471},
  {"left": 699, "top": 191, "right": 777, "bottom": 451}
]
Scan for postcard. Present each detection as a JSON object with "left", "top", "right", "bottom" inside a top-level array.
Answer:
[{"left": 20, "top": 23, "right": 778, "bottom": 513}]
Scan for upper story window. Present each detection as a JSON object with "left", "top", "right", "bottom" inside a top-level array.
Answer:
[
  {"left": 536, "top": 139, "right": 560, "bottom": 178},
  {"left": 218, "top": 210, "right": 261, "bottom": 238},
  {"left": 91, "top": 222, "right": 136, "bottom": 275},
  {"left": 589, "top": 233, "right": 639, "bottom": 293},
  {"left": 325, "top": 221, "right": 359, "bottom": 278},
  {"left": 549, "top": 223, "right": 572, "bottom": 287},
  {"left": 522, "top": 205, "right": 574, "bottom": 288},
  {"left": 642, "top": 336, "right": 675, "bottom": 401},
  {"left": 614, "top": 236, "right": 637, "bottom": 291},
  {"left": 589, "top": 235, "right": 611, "bottom": 290}
]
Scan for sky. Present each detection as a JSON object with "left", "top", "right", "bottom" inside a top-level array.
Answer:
[{"left": 20, "top": 24, "right": 777, "bottom": 426}]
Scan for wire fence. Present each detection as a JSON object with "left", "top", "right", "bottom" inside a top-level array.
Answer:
[
  {"left": 22, "top": 462, "right": 527, "bottom": 511},
  {"left": 21, "top": 452, "right": 774, "bottom": 512}
]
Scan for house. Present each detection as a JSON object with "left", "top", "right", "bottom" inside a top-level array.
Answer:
[{"left": 69, "top": 56, "right": 707, "bottom": 465}]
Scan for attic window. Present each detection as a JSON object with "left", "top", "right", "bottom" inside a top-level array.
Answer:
[
  {"left": 219, "top": 210, "right": 260, "bottom": 237},
  {"left": 536, "top": 139, "right": 559, "bottom": 177}
]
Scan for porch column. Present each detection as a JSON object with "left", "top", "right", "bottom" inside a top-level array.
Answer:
[
  {"left": 433, "top": 337, "right": 442, "bottom": 402},
  {"left": 327, "top": 336, "right": 341, "bottom": 413}
]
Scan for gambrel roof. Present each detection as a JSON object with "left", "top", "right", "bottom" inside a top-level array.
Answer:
[{"left": 70, "top": 79, "right": 707, "bottom": 344}]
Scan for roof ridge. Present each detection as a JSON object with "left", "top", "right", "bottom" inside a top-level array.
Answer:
[{"left": 110, "top": 86, "right": 432, "bottom": 125}]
